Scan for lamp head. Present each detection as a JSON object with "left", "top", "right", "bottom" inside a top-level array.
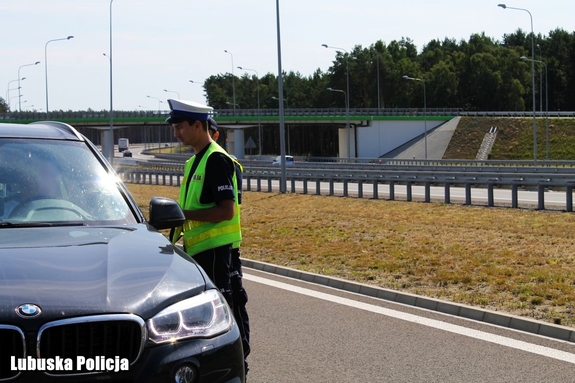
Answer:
[
  {"left": 34, "top": 61, "right": 40, "bottom": 65},
  {"left": 237, "top": 66, "right": 243, "bottom": 70},
  {"left": 321, "top": 44, "right": 328, "bottom": 48},
  {"left": 520, "top": 56, "right": 528, "bottom": 60},
  {"left": 67, "top": 36, "right": 74, "bottom": 40},
  {"left": 402, "top": 75, "right": 410, "bottom": 80},
  {"left": 498, "top": 4, "right": 506, "bottom": 9},
  {"left": 326, "top": 87, "right": 333, "bottom": 91}
]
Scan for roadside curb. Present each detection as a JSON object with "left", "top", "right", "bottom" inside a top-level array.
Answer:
[{"left": 243, "top": 258, "right": 575, "bottom": 343}]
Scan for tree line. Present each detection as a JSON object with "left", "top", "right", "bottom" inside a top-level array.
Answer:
[
  {"left": 1, "top": 28, "right": 574, "bottom": 114},
  {"left": 204, "top": 28, "right": 575, "bottom": 113}
]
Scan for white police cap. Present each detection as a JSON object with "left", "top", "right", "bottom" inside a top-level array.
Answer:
[{"left": 165, "top": 99, "right": 214, "bottom": 124}]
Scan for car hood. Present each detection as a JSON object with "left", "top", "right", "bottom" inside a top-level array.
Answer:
[{"left": 0, "top": 225, "right": 206, "bottom": 326}]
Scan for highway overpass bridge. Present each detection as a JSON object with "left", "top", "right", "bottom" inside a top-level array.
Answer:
[{"left": 2, "top": 108, "right": 574, "bottom": 160}]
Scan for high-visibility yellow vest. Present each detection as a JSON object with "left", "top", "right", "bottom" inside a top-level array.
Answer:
[{"left": 174, "top": 142, "right": 241, "bottom": 256}]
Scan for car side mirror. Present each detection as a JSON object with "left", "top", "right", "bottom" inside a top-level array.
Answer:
[{"left": 148, "top": 196, "right": 185, "bottom": 231}]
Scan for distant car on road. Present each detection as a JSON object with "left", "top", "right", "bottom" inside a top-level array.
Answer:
[
  {"left": 272, "top": 155, "right": 295, "bottom": 166},
  {"left": 122, "top": 149, "right": 133, "bottom": 157},
  {"left": 118, "top": 137, "right": 129, "bottom": 152}
]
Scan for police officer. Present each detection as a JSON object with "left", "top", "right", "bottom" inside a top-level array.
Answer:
[
  {"left": 207, "top": 117, "right": 250, "bottom": 365},
  {"left": 166, "top": 99, "right": 249, "bottom": 374},
  {"left": 166, "top": 99, "right": 240, "bottom": 309}
]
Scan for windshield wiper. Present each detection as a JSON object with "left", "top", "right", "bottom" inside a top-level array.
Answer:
[{"left": 0, "top": 221, "right": 87, "bottom": 228}]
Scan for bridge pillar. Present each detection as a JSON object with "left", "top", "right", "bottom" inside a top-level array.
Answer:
[
  {"left": 338, "top": 126, "right": 356, "bottom": 158},
  {"left": 101, "top": 130, "right": 114, "bottom": 163},
  {"left": 226, "top": 128, "right": 245, "bottom": 160}
]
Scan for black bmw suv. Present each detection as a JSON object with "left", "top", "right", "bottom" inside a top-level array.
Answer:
[{"left": 0, "top": 121, "right": 245, "bottom": 383}]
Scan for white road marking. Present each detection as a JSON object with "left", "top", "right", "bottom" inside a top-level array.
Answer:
[{"left": 245, "top": 273, "right": 575, "bottom": 364}]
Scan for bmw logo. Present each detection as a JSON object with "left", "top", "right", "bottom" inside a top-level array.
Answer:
[{"left": 16, "top": 304, "right": 42, "bottom": 318}]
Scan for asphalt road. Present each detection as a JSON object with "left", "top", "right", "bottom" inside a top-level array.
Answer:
[{"left": 243, "top": 268, "right": 575, "bottom": 383}]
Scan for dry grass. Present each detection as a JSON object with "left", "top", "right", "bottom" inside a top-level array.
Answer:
[{"left": 128, "top": 184, "right": 575, "bottom": 327}]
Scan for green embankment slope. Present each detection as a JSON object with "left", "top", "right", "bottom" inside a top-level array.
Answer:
[{"left": 443, "top": 117, "right": 575, "bottom": 160}]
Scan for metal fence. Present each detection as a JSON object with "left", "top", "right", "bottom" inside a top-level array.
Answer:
[{"left": 117, "top": 163, "right": 575, "bottom": 212}]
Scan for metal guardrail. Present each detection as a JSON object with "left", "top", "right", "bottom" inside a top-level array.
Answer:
[{"left": 116, "top": 160, "right": 575, "bottom": 212}]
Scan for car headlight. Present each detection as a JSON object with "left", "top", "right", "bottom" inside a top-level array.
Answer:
[{"left": 147, "top": 289, "right": 232, "bottom": 344}]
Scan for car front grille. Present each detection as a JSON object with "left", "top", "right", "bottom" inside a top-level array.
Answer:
[
  {"left": 0, "top": 325, "right": 26, "bottom": 380},
  {"left": 37, "top": 314, "right": 146, "bottom": 376}
]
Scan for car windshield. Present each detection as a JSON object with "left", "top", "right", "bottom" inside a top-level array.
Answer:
[{"left": 0, "top": 138, "right": 136, "bottom": 225}]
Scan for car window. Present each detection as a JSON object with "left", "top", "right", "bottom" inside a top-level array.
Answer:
[{"left": 0, "top": 138, "right": 136, "bottom": 224}]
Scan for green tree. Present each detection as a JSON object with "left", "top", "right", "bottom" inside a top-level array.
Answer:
[
  {"left": 544, "top": 28, "right": 575, "bottom": 110},
  {"left": 427, "top": 61, "right": 458, "bottom": 108},
  {"left": 0, "top": 98, "right": 7, "bottom": 113}
]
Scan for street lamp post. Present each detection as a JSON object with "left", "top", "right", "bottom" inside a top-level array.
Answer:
[
  {"left": 189, "top": 80, "right": 204, "bottom": 85},
  {"left": 376, "top": 55, "right": 381, "bottom": 111},
  {"left": 6, "top": 78, "right": 24, "bottom": 109},
  {"left": 224, "top": 50, "right": 236, "bottom": 110},
  {"left": 146, "top": 95, "right": 163, "bottom": 114},
  {"left": 18, "top": 61, "right": 40, "bottom": 112},
  {"left": 499, "top": 4, "right": 537, "bottom": 164},
  {"left": 147, "top": 96, "right": 163, "bottom": 149},
  {"left": 372, "top": 54, "right": 384, "bottom": 111},
  {"left": 403, "top": 75, "right": 427, "bottom": 160},
  {"left": 6, "top": 88, "right": 19, "bottom": 111},
  {"left": 108, "top": 0, "right": 114, "bottom": 164},
  {"left": 276, "top": 0, "right": 287, "bottom": 193},
  {"left": 103, "top": 52, "right": 114, "bottom": 162},
  {"left": 326, "top": 87, "right": 351, "bottom": 159},
  {"left": 238, "top": 66, "right": 262, "bottom": 155},
  {"left": 521, "top": 56, "right": 548, "bottom": 160},
  {"left": 322, "top": 44, "right": 351, "bottom": 158},
  {"left": 272, "top": 96, "right": 289, "bottom": 153},
  {"left": 45, "top": 35, "right": 74, "bottom": 119},
  {"left": 163, "top": 89, "right": 180, "bottom": 99},
  {"left": 10, "top": 95, "right": 23, "bottom": 112},
  {"left": 226, "top": 102, "right": 240, "bottom": 109},
  {"left": 537, "top": 44, "right": 543, "bottom": 113}
]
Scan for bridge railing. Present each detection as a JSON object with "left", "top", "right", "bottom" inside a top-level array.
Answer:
[{"left": 3, "top": 109, "right": 575, "bottom": 121}]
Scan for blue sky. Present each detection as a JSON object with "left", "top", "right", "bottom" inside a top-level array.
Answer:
[{"left": 2, "top": 0, "right": 574, "bottom": 112}]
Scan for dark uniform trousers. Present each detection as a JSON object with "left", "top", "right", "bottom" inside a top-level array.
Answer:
[
  {"left": 193, "top": 245, "right": 234, "bottom": 310},
  {"left": 230, "top": 247, "right": 250, "bottom": 360},
  {"left": 194, "top": 244, "right": 251, "bottom": 371}
]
